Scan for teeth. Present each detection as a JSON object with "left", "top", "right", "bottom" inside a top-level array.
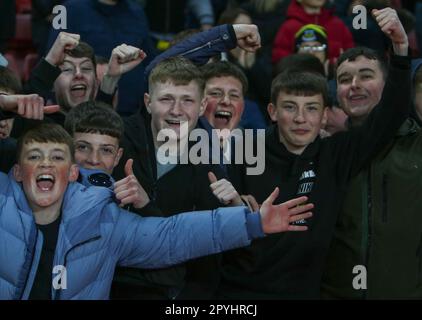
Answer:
[
  {"left": 37, "top": 174, "right": 54, "bottom": 182},
  {"left": 166, "top": 120, "right": 180, "bottom": 124},
  {"left": 349, "top": 95, "right": 366, "bottom": 100},
  {"left": 71, "top": 85, "right": 86, "bottom": 90},
  {"left": 215, "top": 111, "right": 232, "bottom": 118}
]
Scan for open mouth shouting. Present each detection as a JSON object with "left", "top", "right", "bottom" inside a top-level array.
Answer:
[
  {"left": 213, "top": 110, "right": 233, "bottom": 129},
  {"left": 70, "top": 83, "right": 88, "bottom": 99},
  {"left": 36, "top": 174, "right": 55, "bottom": 192}
]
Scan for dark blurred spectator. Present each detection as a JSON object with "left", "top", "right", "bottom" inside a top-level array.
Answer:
[
  {"left": 0, "top": 66, "right": 22, "bottom": 173},
  {"left": 46, "top": 0, "right": 156, "bottom": 116},
  {"left": 0, "top": 1, "right": 16, "bottom": 53},
  {"left": 240, "top": 0, "right": 290, "bottom": 57},
  {"left": 416, "top": 1, "right": 422, "bottom": 56},
  {"left": 143, "top": 0, "right": 215, "bottom": 52},
  {"left": 32, "top": 1, "right": 63, "bottom": 57},
  {"left": 218, "top": 7, "right": 272, "bottom": 123},
  {"left": 272, "top": 0, "right": 354, "bottom": 65}
]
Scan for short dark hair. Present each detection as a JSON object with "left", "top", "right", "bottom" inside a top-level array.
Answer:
[
  {"left": 148, "top": 56, "right": 205, "bottom": 95},
  {"left": 271, "top": 71, "right": 329, "bottom": 106},
  {"left": 66, "top": 41, "right": 97, "bottom": 69},
  {"left": 273, "top": 53, "right": 326, "bottom": 78},
  {"left": 64, "top": 101, "right": 123, "bottom": 142},
  {"left": 17, "top": 123, "right": 75, "bottom": 163},
  {"left": 201, "top": 61, "right": 249, "bottom": 95},
  {"left": 0, "top": 66, "right": 22, "bottom": 94},
  {"left": 336, "top": 46, "right": 388, "bottom": 79}
]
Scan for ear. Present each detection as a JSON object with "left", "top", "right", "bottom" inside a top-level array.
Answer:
[
  {"left": 199, "top": 96, "right": 207, "bottom": 117},
  {"left": 113, "top": 147, "right": 124, "bottom": 169},
  {"left": 68, "top": 164, "right": 79, "bottom": 182},
  {"left": 321, "top": 107, "right": 328, "bottom": 128},
  {"left": 144, "top": 93, "right": 151, "bottom": 114},
  {"left": 13, "top": 164, "right": 23, "bottom": 182},
  {"left": 267, "top": 103, "right": 278, "bottom": 122}
]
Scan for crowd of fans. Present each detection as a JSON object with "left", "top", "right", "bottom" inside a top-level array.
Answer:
[{"left": 1, "top": 0, "right": 422, "bottom": 300}]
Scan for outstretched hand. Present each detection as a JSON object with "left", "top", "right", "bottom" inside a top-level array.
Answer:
[
  {"left": 260, "top": 187, "right": 313, "bottom": 234},
  {"left": 0, "top": 94, "right": 59, "bottom": 120},
  {"left": 372, "top": 8, "right": 408, "bottom": 56}
]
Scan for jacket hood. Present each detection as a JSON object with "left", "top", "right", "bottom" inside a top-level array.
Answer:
[{"left": 287, "top": 0, "right": 333, "bottom": 24}]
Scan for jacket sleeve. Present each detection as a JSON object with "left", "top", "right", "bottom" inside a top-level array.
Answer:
[
  {"left": 0, "top": 172, "right": 9, "bottom": 195},
  {"left": 332, "top": 55, "right": 411, "bottom": 176},
  {"left": 113, "top": 206, "right": 257, "bottom": 269},
  {"left": 23, "top": 59, "right": 61, "bottom": 97},
  {"left": 145, "top": 24, "right": 237, "bottom": 78}
]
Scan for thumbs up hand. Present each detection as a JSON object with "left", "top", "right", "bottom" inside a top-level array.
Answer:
[
  {"left": 208, "top": 172, "right": 243, "bottom": 207},
  {"left": 114, "top": 159, "right": 150, "bottom": 209}
]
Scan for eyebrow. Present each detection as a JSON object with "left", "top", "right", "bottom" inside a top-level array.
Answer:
[
  {"left": 75, "top": 140, "right": 117, "bottom": 148},
  {"left": 338, "top": 68, "right": 376, "bottom": 79},
  {"left": 26, "top": 148, "right": 66, "bottom": 154},
  {"left": 62, "top": 58, "right": 93, "bottom": 66}
]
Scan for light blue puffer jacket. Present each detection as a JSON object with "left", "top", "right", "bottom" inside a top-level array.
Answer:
[{"left": 0, "top": 172, "right": 253, "bottom": 300}]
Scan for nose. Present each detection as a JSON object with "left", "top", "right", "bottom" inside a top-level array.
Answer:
[
  {"left": 86, "top": 149, "right": 101, "bottom": 165},
  {"left": 293, "top": 108, "right": 305, "bottom": 123},
  {"left": 169, "top": 100, "right": 184, "bottom": 116},
  {"left": 220, "top": 92, "right": 231, "bottom": 105},
  {"left": 351, "top": 76, "right": 360, "bottom": 89},
  {"left": 40, "top": 157, "right": 53, "bottom": 167},
  {"left": 74, "top": 66, "right": 83, "bottom": 79}
]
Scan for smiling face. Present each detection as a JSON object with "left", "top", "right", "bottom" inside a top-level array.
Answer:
[
  {"left": 54, "top": 55, "right": 98, "bottom": 111},
  {"left": 73, "top": 132, "right": 122, "bottom": 175},
  {"left": 145, "top": 80, "right": 206, "bottom": 146},
  {"left": 14, "top": 142, "right": 78, "bottom": 212},
  {"left": 336, "top": 56, "right": 385, "bottom": 125},
  {"left": 268, "top": 92, "right": 327, "bottom": 154},
  {"left": 204, "top": 76, "right": 244, "bottom": 131}
]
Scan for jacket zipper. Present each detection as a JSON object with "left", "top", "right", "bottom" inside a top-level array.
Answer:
[
  {"left": 182, "top": 38, "right": 224, "bottom": 57},
  {"left": 381, "top": 174, "right": 388, "bottom": 223},
  {"left": 417, "top": 233, "right": 422, "bottom": 287},
  {"left": 53, "top": 235, "right": 101, "bottom": 300},
  {"left": 361, "top": 168, "right": 372, "bottom": 299},
  {"left": 20, "top": 228, "right": 39, "bottom": 299}
]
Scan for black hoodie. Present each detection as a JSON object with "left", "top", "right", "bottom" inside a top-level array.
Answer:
[{"left": 220, "top": 55, "right": 411, "bottom": 299}]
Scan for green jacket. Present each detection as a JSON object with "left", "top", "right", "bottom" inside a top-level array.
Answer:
[{"left": 322, "top": 118, "right": 422, "bottom": 299}]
